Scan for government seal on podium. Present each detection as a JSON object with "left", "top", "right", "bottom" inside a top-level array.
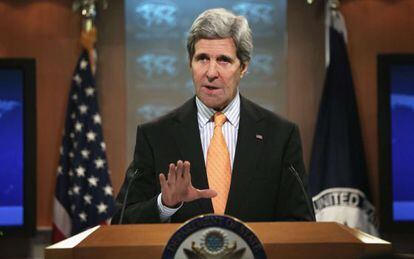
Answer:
[{"left": 162, "top": 214, "right": 266, "bottom": 259}]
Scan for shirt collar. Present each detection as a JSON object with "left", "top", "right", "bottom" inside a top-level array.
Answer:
[{"left": 196, "top": 92, "right": 240, "bottom": 127}]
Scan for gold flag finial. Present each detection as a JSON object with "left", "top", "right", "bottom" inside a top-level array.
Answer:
[
  {"left": 72, "top": 0, "right": 108, "bottom": 32},
  {"left": 73, "top": 0, "right": 108, "bottom": 73}
]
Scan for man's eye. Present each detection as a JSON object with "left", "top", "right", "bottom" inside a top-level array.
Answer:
[
  {"left": 218, "top": 57, "right": 232, "bottom": 64},
  {"left": 195, "top": 55, "right": 209, "bottom": 62}
]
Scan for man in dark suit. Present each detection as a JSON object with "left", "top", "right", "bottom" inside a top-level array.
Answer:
[{"left": 112, "top": 8, "right": 314, "bottom": 224}]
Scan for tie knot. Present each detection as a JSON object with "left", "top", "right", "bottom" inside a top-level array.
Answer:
[{"left": 213, "top": 112, "right": 227, "bottom": 127}]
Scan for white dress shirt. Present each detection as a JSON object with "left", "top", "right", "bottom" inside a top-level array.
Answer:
[{"left": 157, "top": 93, "right": 241, "bottom": 221}]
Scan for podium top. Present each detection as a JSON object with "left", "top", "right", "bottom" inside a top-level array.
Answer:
[{"left": 46, "top": 222, "right": 391, "bottom": 259}]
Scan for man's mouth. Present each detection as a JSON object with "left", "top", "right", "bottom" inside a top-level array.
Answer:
[{"left": 203, "top": 85, "right": 220, "bottom": 90}]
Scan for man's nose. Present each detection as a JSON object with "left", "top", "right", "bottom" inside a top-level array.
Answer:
[{"left": 206, "top": 62, "right": 218, "bottom": 82}]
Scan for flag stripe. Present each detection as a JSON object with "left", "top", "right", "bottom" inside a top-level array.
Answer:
[{"left": 53, "top": 197, "right": 71, "bottom": 238}]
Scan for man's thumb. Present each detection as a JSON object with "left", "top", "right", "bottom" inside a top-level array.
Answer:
[{"left": 197, "top": 189, "right": 217, "bottom": 199}]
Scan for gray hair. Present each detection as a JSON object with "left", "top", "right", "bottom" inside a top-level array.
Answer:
[{"left": 187, "top": 8, "right": 253, "bottom": 67}]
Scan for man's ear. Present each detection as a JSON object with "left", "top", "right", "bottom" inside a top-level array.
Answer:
[{"left": 240, "top": 62, "right": 249, "bottom": 78}]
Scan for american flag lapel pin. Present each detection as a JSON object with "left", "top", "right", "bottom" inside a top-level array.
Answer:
[{"left": 256, "top": 134, "right": 263, "bottom": 140}]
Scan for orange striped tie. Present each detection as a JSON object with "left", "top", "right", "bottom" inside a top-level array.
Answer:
[{"left": 206, "top": 112, "right": 231, "bottom": 214}]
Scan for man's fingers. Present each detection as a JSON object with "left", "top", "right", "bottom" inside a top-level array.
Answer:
[
  {"left": 159, "top": 173, "right": 166, "bottom": 187},
  {"left": 168, "top": 163, "right": 176, "bottom": 185},
  {"left": 196, "top": 189, "right": 217, "bottom": 199},
  {"left": 183, "top": 161, "right": 191, "bottom": 184},
  {"left": 176, "top": 160, "right": 183, "bottom": 179}
]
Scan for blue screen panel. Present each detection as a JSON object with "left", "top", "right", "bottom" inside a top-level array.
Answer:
[
  {"left": 0, "top": 69, "right": 24, "bottom": 226},
  {"left": 391, "top": 65, "right": 414, "bottom": 221}
]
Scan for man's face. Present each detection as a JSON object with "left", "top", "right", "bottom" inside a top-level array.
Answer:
[{"left": 190, "top": 38, "right": 248, "bottom": 111}]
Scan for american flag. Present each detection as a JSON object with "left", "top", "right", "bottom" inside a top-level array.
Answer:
[{"left": 52, "top": 50, "right": 114, "bottom": 242}]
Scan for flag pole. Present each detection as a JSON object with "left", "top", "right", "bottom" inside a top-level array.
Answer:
[{"left": 72, "top": 0, "right": 108, "bottom": 74}]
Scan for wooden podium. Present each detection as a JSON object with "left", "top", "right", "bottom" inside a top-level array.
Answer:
[{"left": 45, "top": 222, "right": 391, "bottom": 259}]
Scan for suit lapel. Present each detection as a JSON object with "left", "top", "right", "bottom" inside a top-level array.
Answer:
[
  {"left": 171, "top": 98, "right": 213, "bottom": 214},
  {"left": 226, "top": 96, "right": 265, "bottom": 216}
]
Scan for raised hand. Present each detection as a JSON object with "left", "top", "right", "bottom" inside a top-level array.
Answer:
[{"left": 159, "top": 160, "right": 217, "bottom": 208}]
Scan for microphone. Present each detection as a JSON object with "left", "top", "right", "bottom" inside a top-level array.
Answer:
[
  {"left": 117, "top": 168, "right": 141, "bottom": 225},
  {"left": 287, "top": 164, "right": 316, "bottom": 221}
]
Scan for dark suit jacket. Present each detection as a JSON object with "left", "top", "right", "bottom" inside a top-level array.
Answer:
[{"left": 112, "top": 96, "right": 314, "bottom": 224}]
